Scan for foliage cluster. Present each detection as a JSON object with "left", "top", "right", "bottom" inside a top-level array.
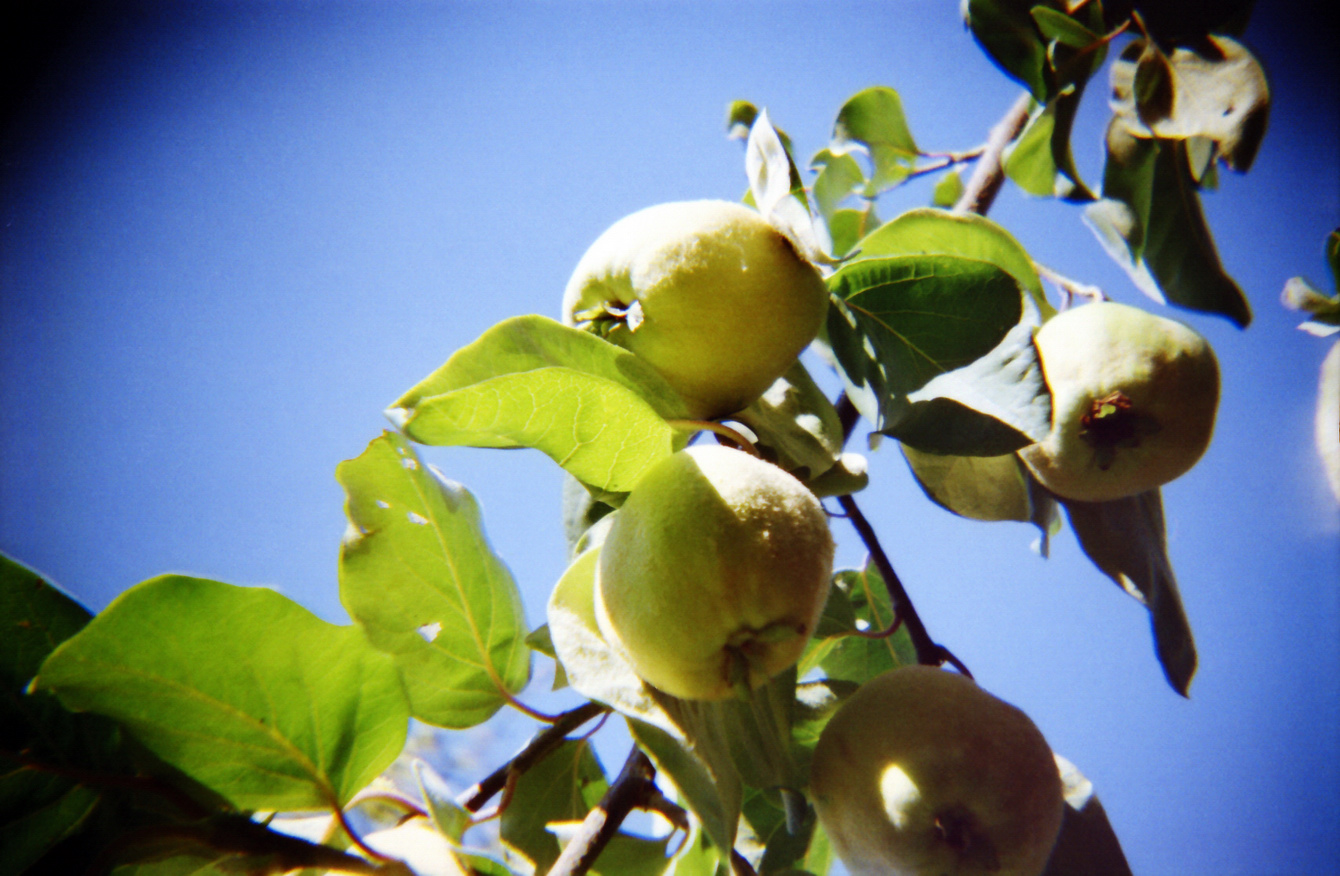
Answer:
[{"left": 4, "top": 3, "right": 1334, "bottom": 875}]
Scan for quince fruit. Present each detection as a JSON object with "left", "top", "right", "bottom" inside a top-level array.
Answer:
[
  {"left": 563, "top": 200, "right": 830, "bottom": 420},
  {"left": 1020, "top": 301, "right": 1219, "bottom": 502},
  {"left": 810, "top": 666, "right": 1064, "bottom": 876},
  {"left": 594, "top": 444, "right": 833, "bottom": 701}
]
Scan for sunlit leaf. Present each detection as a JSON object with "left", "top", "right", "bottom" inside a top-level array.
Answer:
[
  {"left": 829, "top": 87, "right": 919, "bottom": 192},
  {"left": 1061, "top": 490, "right": 1196, "bottom": 696},
  {"left": 931, "top": 169, "right": 963, "bottom": 208},
  {"left": 1084, "top": 121, "right": 1251, "bottom": 326},
  {"left": 390, "top": 315, "right": 686, "bottom": 493},
  {"left": 734, "top": 360, "right": 845, "bottom": 482},
  {"left": 824, "top": 206, "right": 878, "bottom": 260},
  {"left": 338, "top": 432, "right": 530, "bottom": 729},
  {"left": 1042, "top": 755, "right": 1134, "bottom": 876},
  {"left": 1111, "top": 36, "right": 1270, "bottom": 172},
  {"left": 500, "top": 739, "right": 607, "bottom": 875},
  {"left": 810, "top": 148, "right": 866, "bottom": 219},
  {"left": 1005, "top": 91, "right": 1095, "bottom": 202},
  {"left": 747, "top": 110, "right": 829, "bottom": 264},
  {"left": 36, "top": 576, "right": 409, "bottom": 811},
  {"left": 854, "top": 208, "right": 1048, "bottom": 316}
]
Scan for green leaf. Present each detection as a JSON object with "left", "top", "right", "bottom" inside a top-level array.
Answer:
[
  {"left": 1005, "top": 91, "right": 1096, "bottom": 202},
  {"left": 725, "top": 100, "right": 760, "bottom": 142},
  {"left": 900, "top": 446, "right": 1031, "bottom": 521},
  {"left": 734, "top": 360, "right": 845, "bottom": 482},
  {"left": 1085, "top": 122, "right": 1252, "bottom": 326},
  {"left": 810, "top": 149, "right": 866, "bottom": 219},
  {"left": 1042, "top": 755, "right": 1134, "bottom": 876},
  {"left": 390, "top": 315, "right": 687, "bottom": 493},
  {"left": 500, "top": 739, "right": 607, "bottom": 875},
  {"left": 1316, "top": 342, "right": 1340, "bottom": 504},
  {"left": 1061, "top": 490, "right": 1197, "bottom": 696},
  {"left": 802, "top": 565, "right": 914, "bottom": 686},
  {"left": 829, "top": 87, "right": 919, "bottom": 192},
  {"left": 1281, "top": 231, "right": 1340, "bottom": 337},
  {"left": 338, "top": 432, "right": 530, "bottom": 729},
  {"left": 824, "top": 207, "right": 878, "bottom": 260},
  {"left": 36, "top": 576, "right": 409, "bottom": 811},
  {"left": 1030, "top": 6, "right": 1097, "bottom": 48},
  {"left": 854, "top": 207, "right": 1049, "bottom": 317},
  {"left": 964, "top": 0, "right": 1051, "bottom": 100},
  {"left": 628, "top": 718, "right": 740, "bottom": 864},
  {"left": 1110, "top": 36, "right": 1270, "bottom": 172},
  {"left": 931, "top": 169, "right": 963, "bottom": 208},
  {"left": 825, "top": 254, "right": 1045, "bottom": 455}
]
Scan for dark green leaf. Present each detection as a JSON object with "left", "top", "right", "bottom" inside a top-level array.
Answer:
[
  {"left": 964, "top": 0, "right": 1051, "bottom": 100},
  {"left": 1061, "top": 490, "right": 1197, "bottom": 696},
  {"left": 36, "top": 576, "right": 410, "bottom": 810},
  {"left": 725, "top": 100, "right": 760, "bottom": 141},
  {"left": 1085, "top": 122, "right": 1252, "bottom": 326},
  {"left": 1042, "top": 755, "right": 1134, "bottom": 876},
  {"left": 628, "top": 719, "right": 740, "bottom": 866},
  {"left": 499, "top": 739, "right": 607, "bottom": 875},
  {"left": 338, "top": 432, "right": 530, "bottom": 729},
  {"left": 390, "top": 315, "right": 687, "bottom": 493},
  {"left": 802, "top": 566, "right": 914, "bottom": 686},
  {"left": 1030, "top": 6, "right": 1098, "bottom": 48},
  {"left": 829, "top": 87, "right": 919, "bottom": 192}
]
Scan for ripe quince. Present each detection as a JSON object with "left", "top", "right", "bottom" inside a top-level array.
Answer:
[
  {"left": 1020, "top": 301, "right": 1219, "bottom": 502},
  {"left": 563, "top": 200, "right": 830, "bottom": 420},
  {"left": 594, "top": 445, "right": 833, "bottom": 701},
  {"left": 810, "top": 666, "right": 1064, "bottom": 876}
]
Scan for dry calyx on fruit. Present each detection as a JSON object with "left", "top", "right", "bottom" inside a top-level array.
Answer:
[
  {"left": 810, "top": 666, "right": 1064, "bottom": 876},
  {"left": 594, "top": 444, "right": 834, "bottom": 701},
  {"left": 1019, "top": 300, "right": 1220, "bottom": 502},
  {"left": 562, "top": 199, "right": 831, "bottom": 421}
]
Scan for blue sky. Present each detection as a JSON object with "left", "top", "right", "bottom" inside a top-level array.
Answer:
[{"left": 2, "top": 2, "right": 1337, "bottom": 874}]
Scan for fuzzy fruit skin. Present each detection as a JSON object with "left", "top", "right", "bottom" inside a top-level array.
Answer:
[
  {"left": 562, "top": 200, "right": 830, "bottom": 420},
  {"left": 594, "top": 445, "right": 834, "bottom": 701},
  {"left": 810, "top": 666, "right": 1064, "bottom": 876},
  {"left": 1019, "top": 301, "right": 1219, "bottom": 502}
]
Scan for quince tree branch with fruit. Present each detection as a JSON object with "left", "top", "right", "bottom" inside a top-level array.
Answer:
[{"left": 7, "top": 4, "right": 1330, "bottom": 876}]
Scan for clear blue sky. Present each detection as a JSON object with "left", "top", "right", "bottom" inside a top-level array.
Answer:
[{"left": 2, "top": 2, "right": 1337, "bottom": 874}]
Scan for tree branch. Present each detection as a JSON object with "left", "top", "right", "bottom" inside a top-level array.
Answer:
[
  {"left": 545, "top": 746, "right": 658, "bottom": 876},
  {"left": 459, "top": 701, "right": 608, "bottom": 813},
  {"left": 952, "top": 91, "right": 1033, "bottom": 217}
]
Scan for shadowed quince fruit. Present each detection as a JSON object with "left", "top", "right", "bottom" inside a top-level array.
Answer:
[
  {"left": 562, "top": 200, "right": 830, "bottom": 420},
  {"left": 810, "top": 666, "right": 1064, "bottom": 876},
  {"left": 594, "top": 444, "right": 833, "bottom": 701},
  {"left": 1019, "top": 301, "right": 1220, "bottom": 502}
]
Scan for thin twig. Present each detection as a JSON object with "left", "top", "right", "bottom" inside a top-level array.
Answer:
[
  {"left": 459, "top": 701, "right": 607, "bottom": 813},
  {"left": 952, "top": 91, "right": 1033, "bottom": 217},
  {"left": 545, "top": 746, "right": 658, "bottom": 876},
  {"left": 1035, "top": 261, "right": 1106, "bottom": 309}
]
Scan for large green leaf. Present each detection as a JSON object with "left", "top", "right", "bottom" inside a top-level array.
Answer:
[
  {"left": 1061, "top": 490, "right": 1197, "bottom": 696},
  {"left": 36, "top": 575, "right": 409, "bottom": 811},
  {"left": 499, "top": 738, "right": 607, "bottom": 875},
  {"left": 828, "top": 87, "right": 919, "bottom": 193},
  {"left": 855, "top": 208, "right": 1048, "bottom": 317},
  {"left": 390, "top": 315, "right": 687, "bottom": 493},
  {"left": 825, "top": 253, "right": 1047, "bottom": 454},
  {"left": 1085, "top": 121, "right": 1252, "bottom": 326},
  {"left": 338, "top": 432, "right": 530, "bottom": 729}
]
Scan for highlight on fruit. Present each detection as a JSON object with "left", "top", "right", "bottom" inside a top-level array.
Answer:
[
  {"left": 1019, "top": 300, "right": 1220, "bottom": 503},
  {"left": 809, "top": 665, "right": 1064, "bottom": 876},
  {"left": 562, "top": 199, "right": 830, "bottom": 420},
  {"left": 593, "top": 444, "right": 834, "bottom": 701}
]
